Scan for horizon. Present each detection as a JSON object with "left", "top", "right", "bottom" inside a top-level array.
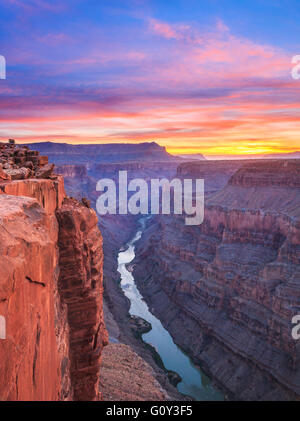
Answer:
[
  {"left": 1, "top": 1, "right": 300, "bottom": 155},
  {"left": 10, "top": 138, "right": 299, "bottom": 160}
]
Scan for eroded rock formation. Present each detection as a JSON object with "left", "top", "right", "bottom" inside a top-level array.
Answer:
[
  {"left": 56, "top": 198, "right": 108, "bottom": 400},
  {"left": 100, "top": 343, "right": 169, "bottom": 401},
  {"left": 0, "top": 194, "right": 70, "bottom": 400},
  {"left": 0, "top": 141, "right": 107, "bottom": 401}
]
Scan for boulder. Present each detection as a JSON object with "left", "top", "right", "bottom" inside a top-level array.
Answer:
[
  {"left": 5, "top": 167, "right": 31, "bottom": 180},
  {"left": 0, "top": 164, "right": 11, "bottom": 181},
  {"left": 35, "top": 163, "right": 54, "bottom": 179}
]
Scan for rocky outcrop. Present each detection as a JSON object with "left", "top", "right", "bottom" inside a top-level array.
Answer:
[
  {"left": 0, "top": 142, "right": 107, "bottom": 401},
  {"left": 228, "top": 160, "right": 300, "bottom": 188},
  {"left": 0, "top": 195, "right": 71, "bottom": 400},
  {"left": 177, "top": 160, "right": 243, "bottom": 192},
  {"left": 56, "top": 198, "right": 108, "bottom": 400},
  {"left": 0, "top": 178, "right": 65, "bottom": 214},
  {"left": 100, "top": 343, "right": 169, "bottom": 401},
  {"left": 133, "top": 159, "right": 300, "bottom": 400},
  {"left": 0, "top": 141, "right": 49, "bottom": 179}
]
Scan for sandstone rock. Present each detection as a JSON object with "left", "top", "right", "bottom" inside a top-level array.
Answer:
[
  {"left": 0, "top": 177, "right": 65, "bottom": 214},
  {"left": 100, "top": 343, "right": 169, "bottom": 401},
  {"left": 35, "top": 163, "right": 55, "bottom": 179},
  {"left": 24, "top": 161, "right": 34, "bottom": 170},
  {"left": 0, "top": 195, "right": 70, "bottom": 400},
  {"left": 0, "top": 144, "right": 108, "bottom": 401},
  {"left": 39, "top": 156, "right": 49, "bottom": 166},
  {"left": 81, "top": 197, "right": 91, "bottom": 208},
  {"left": 56, "top": 198, "right": 108, "bottom": 401},
  {"left": 4, "top": 167, "right": 31, "bottom": 180},
  {"left": 0, "top": 164, "right": 11, "bottom": 180}
]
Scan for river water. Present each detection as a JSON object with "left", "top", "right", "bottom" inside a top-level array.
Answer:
[{"left": 117, "top": 218, "right": 224, "bottom": 401}]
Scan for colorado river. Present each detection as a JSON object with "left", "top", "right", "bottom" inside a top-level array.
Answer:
[{"left": 117, "top": 218, "right": 224, "bottom": 401}]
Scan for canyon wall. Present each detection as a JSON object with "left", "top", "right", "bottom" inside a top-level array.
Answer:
[
  {"left": 0, "top": 142, "right": 107, "bottom": 400},
  {"left": 177, "top": 159, "right": 243, "bottom": 192},
  {"left": 56, "top": 198, "right": 108, "bottom": 400},
  {"left": 134, "top": 159, "right": 300, "bottom": 400}
]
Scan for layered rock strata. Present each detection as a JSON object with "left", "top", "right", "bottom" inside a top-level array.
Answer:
[
  {"left": 56, "top": 198, "right": 108, "bottom": 400},
  {"left": 133, "top": 159, "right": 300, "bottom": 400},
  {"left": 0, "top": 141, "right": 107, "bottom": 401}
]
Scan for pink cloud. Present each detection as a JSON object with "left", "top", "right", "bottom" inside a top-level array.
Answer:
[
  {"left": 1, "top": 15, "right": 298, "bottom": 155},
  {"left": 146, "top": 17, "right": 289, "bottom": 86},
  {"left": 149, "top": 18, "right": 194, "bottom": 42},
  {"left": 149, "top": 18, "right": 181, "bottom": 39}
]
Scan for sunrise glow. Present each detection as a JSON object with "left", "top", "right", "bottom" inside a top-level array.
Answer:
[{"left": 0, "top": 1, "right": 299, "bottom": 156}]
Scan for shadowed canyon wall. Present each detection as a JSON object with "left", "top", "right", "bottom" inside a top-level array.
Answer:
[{"left": 133, "top": 159, "right": 300, "bottom": 400}]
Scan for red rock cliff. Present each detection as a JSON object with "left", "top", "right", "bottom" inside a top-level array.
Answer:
[
  {"left": 56, "top": 198, "right": 108, "bottom": 400},
  {"left": 0, "top": 142, "right": 107, "bottom": 400}
]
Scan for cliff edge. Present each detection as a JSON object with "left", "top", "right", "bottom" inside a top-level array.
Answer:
[{"left": 0, "top": 141, "right": 108, "bottom": 401}]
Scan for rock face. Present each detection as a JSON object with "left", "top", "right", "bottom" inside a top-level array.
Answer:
[
  {"left": 228, "top": 159, "right": 300, "bottom": 188},
  {"left": 133, "top": 159, "right": 300, "bottom": 400},
  {"left": 56, "top": 198, "right": 108, "bottom": 400},
  {"left": 0, "top": 141, "right": 49, "bottom": 179},
  {"left": 0, "top": 178, "right": 65, "bottom": 214},
  {"left": 177, "top": 160, "right": 243, "bottom": 193},
  {"left": 55, "top": 164, "right": 95, "bottom": 203},
  {"left": 100, "top": 344, "right": 169, "bottom": 401},
  {"left": 0, "top": 142, "right": 107, "bottom": 401},
  {"left": 0, "top": 195, "right": 70, "bottom": 400}
]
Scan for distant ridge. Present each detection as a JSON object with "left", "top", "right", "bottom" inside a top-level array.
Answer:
[
  {"left": 264, "top": 151, "right": 300, "bottom": 159},
  {"left": 204, "top": 151, "right": 300, "bottom": 160},
  {"left": 22, "top": 141, "right": 179, "bottom": 165}
]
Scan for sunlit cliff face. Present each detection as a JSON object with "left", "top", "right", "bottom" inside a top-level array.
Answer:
[{"left": 0, "top": 1, "right": 299, "bottom": 156}]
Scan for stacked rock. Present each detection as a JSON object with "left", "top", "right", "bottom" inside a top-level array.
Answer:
[{"left": 0, "top": 139, "right": 55, "bottom": 181}]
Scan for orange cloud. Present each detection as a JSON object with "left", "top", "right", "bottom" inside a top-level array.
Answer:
[{"left": 1, "top": 17, "right": 299, "bottom": 156}]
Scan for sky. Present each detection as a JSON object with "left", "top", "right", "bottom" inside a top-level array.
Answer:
[{"left": 0, "top": 0, "right": 300, "bottom": 155}]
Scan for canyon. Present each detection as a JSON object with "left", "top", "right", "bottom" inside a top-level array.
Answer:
[
  {"left": 40, "top": 144, "right": 300, "bottom": 401},
  {"left": 0, "top": 141, "right": 182, "bottom": 401},
  {"left": 133, "top": 159, "right": 300, "bottom": 400},
  {"left": 1, "top": 140, "right": 299, "bottom": 401}
]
